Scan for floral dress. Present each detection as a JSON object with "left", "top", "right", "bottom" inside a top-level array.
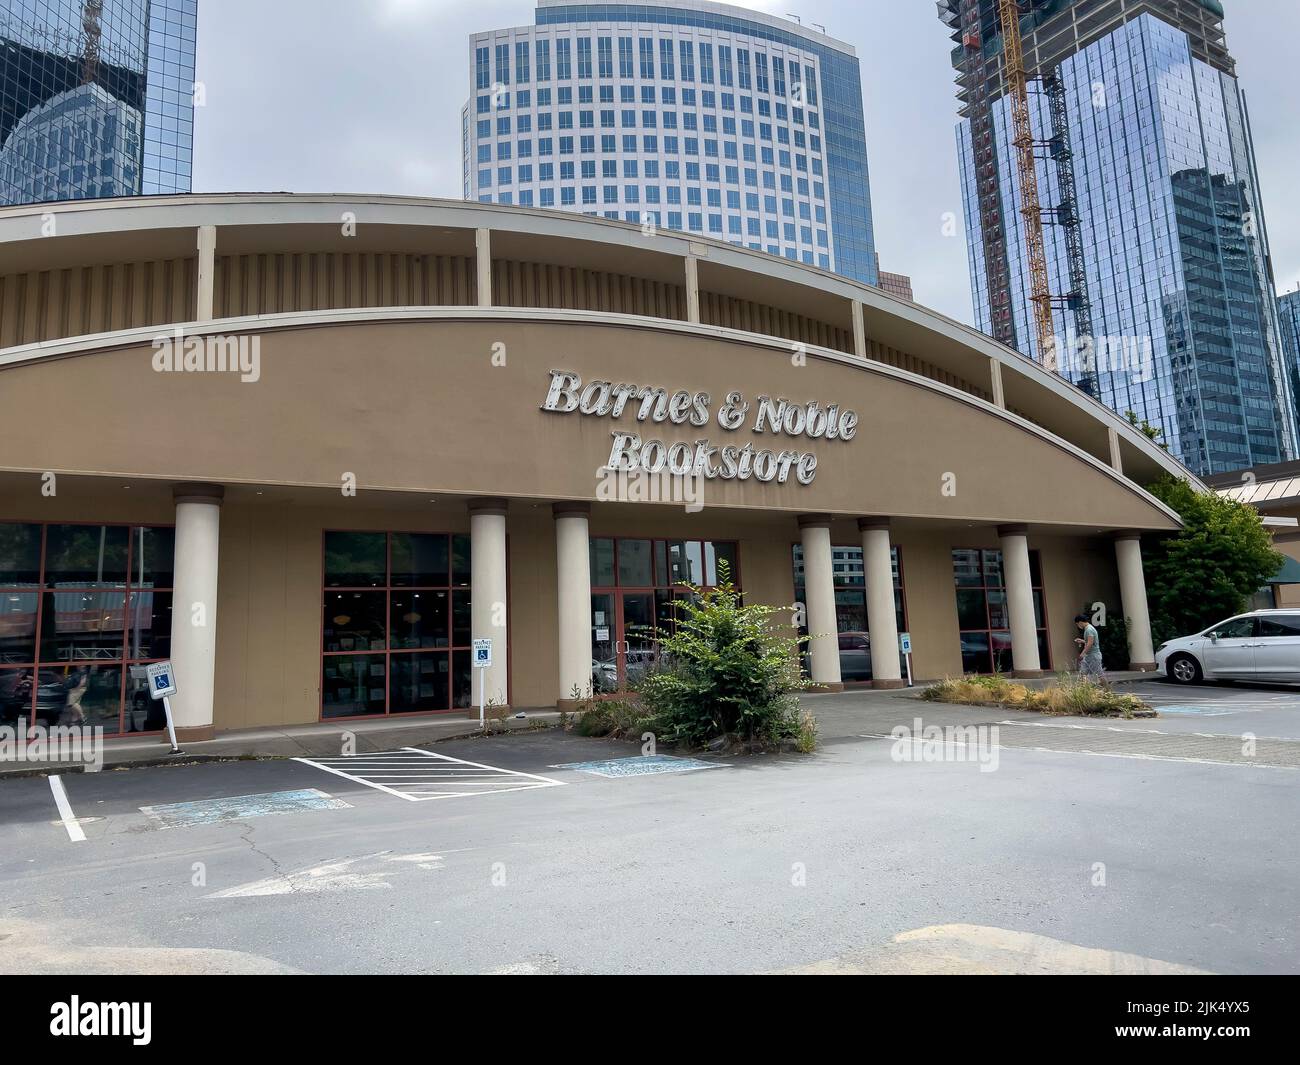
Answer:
[{"left": 1078, "top": 623, "right": 1104, "bottom": 680}]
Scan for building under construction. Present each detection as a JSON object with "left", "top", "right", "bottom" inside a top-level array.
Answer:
[{"left": 938, "top": 0, "right": 1298, "bottom": 477}]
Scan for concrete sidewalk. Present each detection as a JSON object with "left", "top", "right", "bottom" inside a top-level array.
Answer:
[{"left": 0, "top": 708, "right": 566, "bottom": 778}]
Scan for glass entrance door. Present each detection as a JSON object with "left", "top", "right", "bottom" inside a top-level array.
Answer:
[
  {"left": 588, "top": 537, "right": 740, "bottom": 695},
  {"left": 619, "top": 591, "right": 657, "bottom": 690},
  {"left": 591, "top": 593, "right": 617, "bottom": 693}
]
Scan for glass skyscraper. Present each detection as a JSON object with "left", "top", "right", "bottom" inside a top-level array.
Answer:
[
  {"left": 941, "top": 0, "right": 1293, "bottom": 476},
  {"left": 1279, "top": 289, "right": 1300, "bottom": 420},
  {"left": 0, "top": 0, "right": 196, "bottom": 206},
  {"left": 463, "top": 0, "right": 879, "bottom": 284}
]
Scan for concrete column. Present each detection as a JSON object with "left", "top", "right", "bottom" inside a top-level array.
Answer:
[
  {"left": 196, "top": 225, "right": 217, "bottom": 322},
  {"left": 851, "top": 298, "right": 867, "bottom": 358},
  {"left": 475, "top": 227, "right": 492, "bottom": 307},
  {"left": 170, "top": 483, "right": 223, "bottom": 741},
  {"left": 859, "top": 518, "right": 902, "bottom": 688},
  {"left": 798, "top": 515, "right": 843, "bottom": 691},
  {"left": 1108, "top": 427, "right": 1124, "bottom": 474},
  {"left": 989, "top": 357, "right": 1005, "bottom": 408},
  {"left": 554, "top": 503, "right": 592, "bottom": 708},
  {"left": 469, "top": 498, "right": 509, "bottom": 708},
  {"left": 1115, "top": 532, "right": 1156, "bottom": 670},
  {"left": 997, "top": 524, "right": 1044, "bottom": 677},
  {"left": 684, "top": 254, "right": 700, "bottom": 324}
]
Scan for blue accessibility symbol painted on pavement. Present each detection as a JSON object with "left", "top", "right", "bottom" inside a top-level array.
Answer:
[{"left": 549, "top": 755, "right": 725, "bottom": 778}]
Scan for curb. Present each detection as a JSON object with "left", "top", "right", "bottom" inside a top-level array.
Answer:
[{"left": 0, "top": 718, "right": 560, "bottom": 781}]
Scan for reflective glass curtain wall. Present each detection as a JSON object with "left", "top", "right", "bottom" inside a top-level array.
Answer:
[
  {"left": 0, "top": 0, "right": 195, "bottom": 206},
  {"left": 957, "top": 12, "right": 1294, "bottom": 476}
]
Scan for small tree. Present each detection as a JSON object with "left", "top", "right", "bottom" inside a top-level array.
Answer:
[
  {"left": 1143, "top": 476, "right": 1282, "bottom": 643},
  {"left": 636, "top": 562, "right": 813, "bottom": 748}
]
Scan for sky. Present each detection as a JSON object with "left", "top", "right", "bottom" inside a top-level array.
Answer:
[{"left": 192, "top": 0, "right": 1300, "bottom": 325}]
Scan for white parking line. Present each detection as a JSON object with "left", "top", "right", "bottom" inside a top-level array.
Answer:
[
  {"left": 48, "top": 776, "right": 85, "bottom": 842},
  {"left": 294, "top": 747, "right": 565, "bottom": 802}
]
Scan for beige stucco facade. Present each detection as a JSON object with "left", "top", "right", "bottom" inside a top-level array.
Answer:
[{"left": 0, "top": 194, "right": 1186, "bottom": 742}]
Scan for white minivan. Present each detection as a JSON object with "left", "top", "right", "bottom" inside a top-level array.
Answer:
[{"left": 1155, "top": 609, "right": 1300, "bottom": 685}]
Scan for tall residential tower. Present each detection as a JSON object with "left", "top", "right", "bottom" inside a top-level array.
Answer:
[
  {"left": 464, "top": 0, "right": 878, "bottom": 284},
  {"left": 0, "top": 0, "right": 197, "bottom": 205},
  {"left": 939, "top": 0, "right": 1294, "bottom": 476}
]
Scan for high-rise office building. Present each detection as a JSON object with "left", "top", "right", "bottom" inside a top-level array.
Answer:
[
  {"left": 0, "top": 0, "right": 197, "bottom": 206},
  {"left": 875, "top": 253, "right": 913, "bottom": 302},
  {"left": 939, "top": 0, "right": 1294, "bottom": 476},
  {"left": 1280, "top": 288, "right": 1300, "bottom": 415},
  {"left": 463, "top": 0, "right": 878, "bottom": 284}
]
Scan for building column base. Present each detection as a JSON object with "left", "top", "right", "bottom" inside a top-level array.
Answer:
[
  {"left": 1011, "top": 669, "right": 1050, "bottom": 680},
  {"left": 556, "top": 698, "right": 587, "bottom": 712},
  {"left": 871, "top": 678, "right": 907, "bottom": 690},
  {"left": 172, "top": 725, "right": 215, "bottom": 743},
  {"left": 813, "top": 682, "right": 846, "bottom": 693},
  {"left": 1127, "top": 662, "right": 1157, "bottom": 672}
]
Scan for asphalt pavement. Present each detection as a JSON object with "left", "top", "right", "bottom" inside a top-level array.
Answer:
[{"left": 1, "top": 683, "right": 1297, "bottom": 975}]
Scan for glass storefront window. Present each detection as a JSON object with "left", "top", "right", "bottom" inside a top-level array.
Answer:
[
  {"left": 951, "top": 548, "right": 1050, "bottom": 674},
  {"left": 321, "top": 531, "right": 473, "bottom": 719},
  {"left": 324, "top": 532, "right": 386, "bottom": 588},
  {"left": 792, "top": 544, "right": 905, "bottom": 684},
  {"left": 0, "top": 522, "right": 174, "bottom": 735}
]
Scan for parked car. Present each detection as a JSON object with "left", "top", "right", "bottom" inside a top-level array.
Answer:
[
  {"left": 838, "top": 631, "right": 872, "bottom": 682},
  {"left": 1155, "top": 609, "right": 1300, "bottom": 685}
]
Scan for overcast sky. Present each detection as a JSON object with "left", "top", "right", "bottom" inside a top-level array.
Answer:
[{"left": 192, "top": 0, "right": 1300, "bottom": 324}]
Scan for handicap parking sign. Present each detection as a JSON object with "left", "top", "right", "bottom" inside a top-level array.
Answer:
[
  {"left": 473, "top": 639, "right": 493, "bottom": 668},
  {"left": 145, "top": 661, "right": 177, "bottom": 700}
]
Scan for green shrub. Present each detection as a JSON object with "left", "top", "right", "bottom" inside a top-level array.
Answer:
[{"left": 635, "top": 561, "right": 813, "bottom": 749}]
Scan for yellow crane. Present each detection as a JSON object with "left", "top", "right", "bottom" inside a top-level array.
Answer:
[{"left": 997, "top": 0, "right": 1057, "bottom": 372}]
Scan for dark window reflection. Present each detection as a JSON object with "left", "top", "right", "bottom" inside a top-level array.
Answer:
[
  {"left": 389, "top": 590, "right": 450, "bottom": 649},
  {"left": 323, "top": 592, "right": 386, "bottom": 652},
  {"left": 322, "top": 655, "right": 386, "bottom": 718},
  {"left": 126, "top": 591, "right": 172, "bottom": 660},
  {"left": 390, "top": 533, "right": 449, "bottom": 587},
  {"left": 0, "top": 591, "right": 38, "bottom": 664},
  {"left": 0, "top": 524, "right": 42, "bottom": 585},
  {"left": 40, "top": 591, "right": 126, "bottom": 662},
  {"left": 451, "top": 535, "right": 472, "bottom": 587},
  {"left": 324, "top": 532, "right": 386, "bottom": 587},
  {"left": 45, "top": 525, "right": 129, "bottom": 587},
  {"left": 132, "top": 527, "right": 175, "bottom": 588},
  {"left": 390, "top": 652, "right": 450, "bottom": 712}
]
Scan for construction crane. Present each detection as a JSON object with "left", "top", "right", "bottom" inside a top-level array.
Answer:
[
  {"left": 81, "top": 0, "right": 103, "bottom": 86},
  {"left": 954, "top": 0, "right": 1018, "bottom": 350},
  {"left": 997, "top": 0, "right": 1057, "bottom": 373}
]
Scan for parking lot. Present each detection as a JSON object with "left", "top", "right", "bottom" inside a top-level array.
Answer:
[{"left": 2, "top": 682, "right": 1298, "bottom": 975}]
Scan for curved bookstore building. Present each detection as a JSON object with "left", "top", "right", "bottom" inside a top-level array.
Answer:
[{"left": 0, "top": 194, "right": 1184, "bottom": 741}]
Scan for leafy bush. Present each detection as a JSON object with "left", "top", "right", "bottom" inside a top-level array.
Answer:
[
  {"left": 635, "top": 562, "right": 813, "bottom": 749},
  {"left": 920, "top": 673, "right": 1151, "bottom": 718},
  {"left": 1143, "top": 477, "right": 1282, "bottom": 644}
]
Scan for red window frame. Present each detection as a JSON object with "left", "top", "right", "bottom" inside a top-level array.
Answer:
[
  {"left": 321, "top": 529, "right": 500, "bottom": 721},
  {"left": 0, "top": 520, "right": 175, "bottom": 736}
]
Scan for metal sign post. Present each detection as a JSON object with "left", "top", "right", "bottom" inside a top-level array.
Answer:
[
  {"left": 472, "top": 639, "right": 493, "bottom": 728},
  {"left": 145, "top": 661, "right": 182, "bottom": 754},
  {"left": 899, "top": 633, "right": 914, "bottom": 688}
]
